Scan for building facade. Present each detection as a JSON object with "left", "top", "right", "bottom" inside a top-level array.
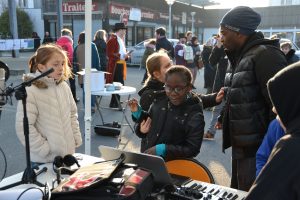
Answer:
[
  {"left": 1, "top": 0, "right": 300, "bottom": 48},
  {"left": 41, "top": 0, "right": 203, "bottom": 46}
]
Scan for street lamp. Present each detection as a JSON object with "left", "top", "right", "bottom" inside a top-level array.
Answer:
[
  {"left": 165, "top": 0, "right": 175, "bottom": 38},
  {"left": 191, "top": 12, "right": 196, "bottom": 35}
]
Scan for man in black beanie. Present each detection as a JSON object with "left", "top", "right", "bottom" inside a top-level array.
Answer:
[{"left": 218, "top": 6, "right": 287, "bottom": 191}]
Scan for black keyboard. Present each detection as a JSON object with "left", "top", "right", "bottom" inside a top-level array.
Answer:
[{"left": 165, "top": 179, "right": 248, "bottom": 200}]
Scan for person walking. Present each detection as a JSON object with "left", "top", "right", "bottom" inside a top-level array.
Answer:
[
  {"left": 174, "top": 33, "right": 187, "bottom": 66},
  {"left": 218, "top": 6, "right": 287, "bottom": 191},
  {"left": 186, "top": 31, "right": 192, "bottom": 44},
  {"left": 32, "top": 32, "right": 41, "bottom": 51},
  {"left": 204, "top": 35, "right": 228, "bottom": 139},
  {"left": 56, "top": 28, "right": 79, "bottom": 103},
  {"left": 73, "top": 31, "right": 100, "bottom": 111},
  {"left": 140, "top": 39, "right": 156, "bottom": 84},
  {"left": 201, "top": 38, "right": 216, "bottom": 94},
  {"left": 93, "top": 29, "right": 108, "bottom": 71},
  {"left": 280, "top": 41, "right": 299, "bottom": 65},
  {"left": 190, "top": 36, "right": 201, "bottom": 87},
  {"left": 42, "top": 31, "right": 54, "bottom": 44},
  {"left": 155, "top": 27, "right": 174, "bottom": 59},
  {"left": 106, "top": 23, "right": 131, "bottom": 109}
]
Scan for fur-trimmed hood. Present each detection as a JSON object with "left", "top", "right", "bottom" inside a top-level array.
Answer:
[{"left": 23, "top": 72, "right": 61, "bottom": 89}]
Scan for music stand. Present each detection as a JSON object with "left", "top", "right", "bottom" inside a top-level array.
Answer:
[{"left": 0, "top": 68, "right": 54, "bottom": 190}]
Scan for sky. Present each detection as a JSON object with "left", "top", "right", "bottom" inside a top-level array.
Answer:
[{"left": 206, "top": 0, "right": 270, "bottom": 9}]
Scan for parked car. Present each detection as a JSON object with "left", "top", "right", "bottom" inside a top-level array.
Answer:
[
  {"left": 279, "top": 38, "right": 300, "bottom": 58},
  {"left": 127, "top": 38, "right": 179, "bottom": 65}
]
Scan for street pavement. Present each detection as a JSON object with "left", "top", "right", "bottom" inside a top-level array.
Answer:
[{"left": 0, "top": 52, "right": 232, "bottom": 187}]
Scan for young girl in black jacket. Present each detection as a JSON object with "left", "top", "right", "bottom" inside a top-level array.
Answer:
[{"left": 131, "top": 65, "right": 205, "bottom": 161}]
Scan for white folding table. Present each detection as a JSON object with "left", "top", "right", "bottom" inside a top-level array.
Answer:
[{"left": 92, "top": 86, "right": 137, "bottom": 147}]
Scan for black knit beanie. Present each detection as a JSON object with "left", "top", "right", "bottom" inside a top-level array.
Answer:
[{"left": 220, "top": 6, "right": 261, "bottom": 35}]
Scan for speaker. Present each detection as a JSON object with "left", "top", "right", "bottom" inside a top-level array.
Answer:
[{"left": 94, "top": 122, "right": 121, "bottom": 137}]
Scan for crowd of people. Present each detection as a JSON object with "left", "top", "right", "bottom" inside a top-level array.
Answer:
[
  {"left": 16, "top": 5, "right": 300, "bottom": 199},
  {"left": 129, "top": 6, "right": 300, "bottom": 199}
]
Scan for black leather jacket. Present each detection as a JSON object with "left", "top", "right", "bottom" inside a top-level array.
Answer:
[{"left": 222, "top": 32, "right": 287, "bottom": 158}]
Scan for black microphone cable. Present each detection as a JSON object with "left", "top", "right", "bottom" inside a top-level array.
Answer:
[
  {"left": 0, "top": 146, "right": 7, "bottom": 182},
  {"left": 16, "top": 187, "right": 45, "bottom": 200},
  {"left": 52, "top": 156, "right": 63, "bottom": 185}
]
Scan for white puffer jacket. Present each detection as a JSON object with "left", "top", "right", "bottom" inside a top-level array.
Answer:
[{"left": 15, "top": 73, "right": 82, "bottom": 163}]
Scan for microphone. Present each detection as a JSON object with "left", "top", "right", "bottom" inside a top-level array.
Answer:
[
  {"left": 4, "top": 68, "right": 54, "bottom": 97},
  {"left": 0, "top": 68, "right": 6, "bottom": 106},
  {"left": 41, "top": 67, "right": 54, "bottom": 77},
  {"left": 63, "top": 154, "right": 81, "bottom": 168},
  {"left": 28, "top": 68, "right": 54, "bottom": 84}
]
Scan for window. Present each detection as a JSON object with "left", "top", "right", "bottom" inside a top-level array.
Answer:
[{"left": 127, "top": 27, "right": 133, "bottom": 47}]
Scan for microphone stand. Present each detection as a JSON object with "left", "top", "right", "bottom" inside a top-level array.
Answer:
[{"left": 0, "top": 68, "right": 54, "bottom": 190}]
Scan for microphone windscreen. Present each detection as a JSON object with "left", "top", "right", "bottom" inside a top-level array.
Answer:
[
  {"left": 63, "top": 154, "right": 77, "bottom": 167},
  {"left": 53, "top": 156, "right": 63, "bottom": 168}
]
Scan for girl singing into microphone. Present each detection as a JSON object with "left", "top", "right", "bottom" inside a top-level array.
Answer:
[{"left": 15, "top": 44, "right": 82, "bottom": 166}]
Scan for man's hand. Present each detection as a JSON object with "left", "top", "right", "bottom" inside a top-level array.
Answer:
[
  {"left": 215, "top": 121, "right": 222, "bottom": 129},
  {"left": 216, "top": 88, "right": 225, "bottom": 103},
  {"left": 140, "top": 117, "right": 151, "bottom": 134},
  {"left": 125, "top": 50, "right": 133, "bottom": 60}
]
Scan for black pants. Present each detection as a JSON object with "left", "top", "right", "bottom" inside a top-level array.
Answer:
[
  {"left": 69, "top": 76, "right": 77, "bottom": 100},
  {"left": 109, "top": 63, "right": 124, "bottom": 108},
  {"left": 141, "top": 68, "right": 148, "bottom": 84},
  {"left": 231, "top": 157, "right": 256, "bottom": 191}
]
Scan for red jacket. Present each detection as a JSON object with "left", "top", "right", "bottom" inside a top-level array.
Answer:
[
  {"left": 106, "top": 34, "right": 120, "bottom": 83},
  {"left": 56, "top": 36, "right": 74, "bottom": 68}
]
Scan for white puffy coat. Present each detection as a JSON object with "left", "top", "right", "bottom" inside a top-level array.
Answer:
[{"left": 15, "top": 73, "right": 82, "bottom": 163}]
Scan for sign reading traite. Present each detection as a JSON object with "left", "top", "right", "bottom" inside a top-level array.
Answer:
[{"left": 62, "top": 2, "right": 98, "bottom": 12}]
